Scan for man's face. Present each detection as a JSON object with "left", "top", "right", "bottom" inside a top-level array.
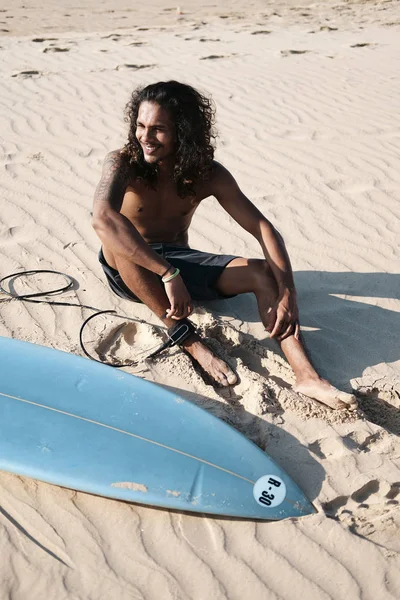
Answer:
[{"left": 136, "top": 101, "right": 176, "bottom": 165}]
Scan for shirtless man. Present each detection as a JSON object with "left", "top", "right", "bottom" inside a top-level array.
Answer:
[{"left": 92, "top": 80, "right": 356, "bottom": 410}]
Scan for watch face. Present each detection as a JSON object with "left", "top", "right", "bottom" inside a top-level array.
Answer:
[{"left": 253, "top": 475, "right": 287, "bottom": 508}]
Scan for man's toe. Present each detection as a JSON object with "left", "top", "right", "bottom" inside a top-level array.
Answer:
[
  {"left": 218, "top": 370, "right": 237, "bottom": 387},
  {"left": 226, "top": 370, "right": 238, "bottom": 385},
  {"left": 337, "top": 391, "right": 358, "bottom": 410}
]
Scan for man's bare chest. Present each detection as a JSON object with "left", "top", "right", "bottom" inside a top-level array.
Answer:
[{"left": 121, "top": 183, "right": 202, "bottom": 221}]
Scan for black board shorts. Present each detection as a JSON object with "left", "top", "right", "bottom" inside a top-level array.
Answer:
[{"left": 98, "top": 244, "right": 238, "bottom": 302}]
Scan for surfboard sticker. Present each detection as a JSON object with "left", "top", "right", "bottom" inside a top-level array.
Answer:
[{"left": 253, "top": 475, "right": 286, "bottom": 508}]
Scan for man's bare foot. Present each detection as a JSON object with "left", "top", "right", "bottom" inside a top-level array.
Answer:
[
  {"left": 182, "top": 333, "right": 237, "bottom": 387},
  {"left": 294, "top": 377, "right": 358, "bottom": 410}
]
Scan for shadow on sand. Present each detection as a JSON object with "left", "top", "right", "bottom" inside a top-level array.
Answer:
[{"left": 205, "top": 270, "right": 400, "bottom": 436}]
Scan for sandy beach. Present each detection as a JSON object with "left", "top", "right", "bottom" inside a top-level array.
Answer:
[{"left": 0, "top": 1, "right": 399, "bottom": 598}]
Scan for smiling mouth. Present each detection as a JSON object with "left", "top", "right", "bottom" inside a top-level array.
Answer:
[{"left": 142, "top": 144, "right": 160, "bottom": 153}]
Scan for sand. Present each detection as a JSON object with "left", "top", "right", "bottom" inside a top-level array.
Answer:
[{"left": 0, "top": 1, "right": 399, "bottom": 598}]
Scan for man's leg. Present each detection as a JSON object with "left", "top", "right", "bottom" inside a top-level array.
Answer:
[
  {"left": 108, "top": 250, "right": 237, "bottom": 386},
  {"left": 215, "top": 258, "right": 357, "bottom": 409}
]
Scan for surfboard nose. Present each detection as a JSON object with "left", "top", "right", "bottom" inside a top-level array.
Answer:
[
  {"left": 281, "top": 496, "right": 317, "bottom": 520},
  {"left": 250, "top": 473, "right": 316, "bottom": 520}
]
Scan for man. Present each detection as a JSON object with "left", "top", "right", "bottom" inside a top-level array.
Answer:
[{"left": 92, "top": 80, "right": 356, "bottom": 410}]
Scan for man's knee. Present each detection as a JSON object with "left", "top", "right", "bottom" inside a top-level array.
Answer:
[{"left": 248, "top": 259, "right": 276, "bottom": 293}]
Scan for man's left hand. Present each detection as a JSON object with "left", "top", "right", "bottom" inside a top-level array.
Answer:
[{"left": 268, "top": 289, "right": 300, "bottom": 342}]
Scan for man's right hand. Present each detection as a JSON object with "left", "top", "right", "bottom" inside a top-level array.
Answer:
[
  {"left": 164, "top": 275, "right": 193, "bottom": 319},
  {"left": 267, "top": 288, "right": 300, "bottom": 342}
]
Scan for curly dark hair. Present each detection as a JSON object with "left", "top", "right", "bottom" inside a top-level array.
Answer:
[{"left": 123, "top": 81, "right": 216, "bottom": 198}]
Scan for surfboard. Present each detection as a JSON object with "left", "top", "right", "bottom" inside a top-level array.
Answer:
[{"left": 0, "top": 336, "right": 315, "bottom": 520}]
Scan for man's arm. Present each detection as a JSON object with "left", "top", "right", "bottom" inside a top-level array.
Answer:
[
  {"left": 211, "top": 162, "right": 299, "bottom": 339},
  {"left": 92, "top": 150, "right": 193, "bottom": 319},
  {"left": 92, "top": 150, "right": 171, "bottom": 276}
]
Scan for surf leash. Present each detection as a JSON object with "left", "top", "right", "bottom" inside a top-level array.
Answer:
[{"left": 0, "top": 269, "right": 197, "bottom": 368}]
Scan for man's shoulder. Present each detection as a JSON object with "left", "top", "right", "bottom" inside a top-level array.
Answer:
[
  {"left": 209, "top": 160, "right": 232, "bottom": 182},
  {"left": 210, "top": 159, "right": 226, "bottom": 175},
  {"left": 102, "top": 149, "right": 138, "bottom": 181},
  {"left": 103, "top": 148, "right": 131, "bottom": 168},
  {"left": 208, "top": 160, "right": 236, "bottom": 191}
]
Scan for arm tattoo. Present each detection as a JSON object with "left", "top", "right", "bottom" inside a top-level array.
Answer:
[{"left": 94, "top": 150, "right": 131, "bottom": 212}]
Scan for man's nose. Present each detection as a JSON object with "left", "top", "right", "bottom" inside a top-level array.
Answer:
[{"left": 142, "top": 128, "right": 154, "bottom": 142}]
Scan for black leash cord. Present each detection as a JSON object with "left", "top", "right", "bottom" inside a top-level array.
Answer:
[
  {"left": 0, "top": 269, "right": 74, "bottom": 299},
  {"left": 79, "top": 310, "right": 139, "bottom": 368},
  {"left": 0, "top": 269, "right": 167, "bottom": 368}
]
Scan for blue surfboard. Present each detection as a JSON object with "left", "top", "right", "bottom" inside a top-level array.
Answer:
[{"left": 0, "top": 337, "right": 315, "bottom": 520}]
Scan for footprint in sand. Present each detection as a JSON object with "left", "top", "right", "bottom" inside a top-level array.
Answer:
[
  {"left": 308, "top": 427, "right": 390, "bottom": 460},
  {"left": 200, "top": 54, "right": 234, "bottom": 60},
  {"left": 325, "top": 179, "right": 374, "bottom": 194},
  {"left": 11, "top": 70, "right": 41, "bottom": 78},
  {"left": 281, "top": 49, "right": 311, "bottom": 57},
  {"left": 1, "top": 225, "right": 40, "bottom": 246},
  {"left": 31, "top": 37, "right": 58, "bottom": 42},
  {"left": 308, "top": 421, "right": 400, "bottom": 552},
  {"left": 101, "top": 33, "right": 135, "bottom": 41},
  {"left": 43, "top": 47, "right": 70, "bottom": 53},
  {"left": 116, "top": 64, "right": 155, "bottom": 71},
  {"left": 355, "top": 384, "right": 400, "bottom": 436},
  {"left": 91, "top": 320, "right": 164, "bottom": 366},
  {"left": 322, "top": 479, "right": 400, "bottom": 551},
  {"left": 350, "top": 43, "right": 375, "bottom": 48},
  {"left": 342, "top": 430, "right": 387, "bottom": 453},
  {"left": 101, "top": 33, "right": 122, "bottom": 40}
]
